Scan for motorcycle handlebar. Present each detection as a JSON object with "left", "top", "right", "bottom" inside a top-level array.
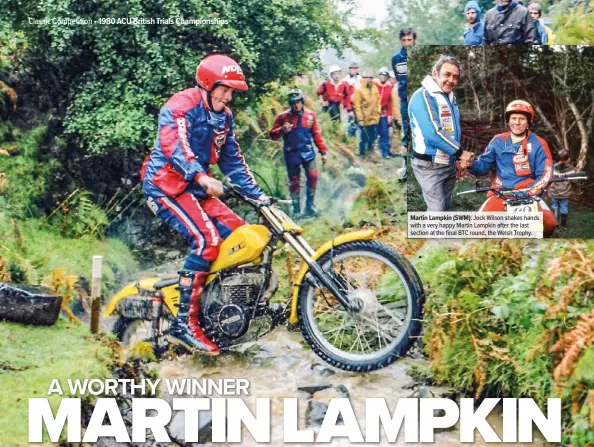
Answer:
[{"left": 457, "top": 173, "right": 588, "bottom": 197}]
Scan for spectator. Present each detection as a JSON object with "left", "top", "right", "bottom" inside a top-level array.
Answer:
[
  {"left": 317, "top": 65, "right": 349, "bottom": 122},
  {"left": 484, "top": 0, "right": 539, "bottom": 44},
  {"left": 528, "top": 3, "right": 549, "bottom": 44},
  {"left": 548, "top": 149, "right": 576, "bottom": 229},
  {"left": 353, "top": 71, "right": 381, "bottom": 157},
  {"left": 464, "top": 1, "right": 485, "bottom": 45},
  {"left": 342, "top": 61, "right": 361, "bottom": 136},
  {"left": 391, "top": 27, "right": 417, "bottom": 154}
]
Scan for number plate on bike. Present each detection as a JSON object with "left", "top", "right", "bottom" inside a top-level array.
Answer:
[{"left": 507, "top": 202, "right": 538, "bottom": 213}]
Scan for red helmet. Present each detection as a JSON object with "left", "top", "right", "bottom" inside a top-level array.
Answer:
[
  {"left": 195, "top": 54, "right": 248, "bottom": 92},
  {"left": 505, "top": 100, "right": 535, "bottom": 123}
]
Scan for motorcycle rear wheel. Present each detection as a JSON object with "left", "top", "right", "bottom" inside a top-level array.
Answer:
[{"left": 298, "top": 240, "right": 424, "bottom": 372}]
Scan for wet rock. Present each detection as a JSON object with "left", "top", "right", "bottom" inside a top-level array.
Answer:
[
  {"left": 427, "top": 386, "right": 457, "bottom": 400},
  {"left": 319, "top": 368, "right": 335, "bottom": 377},
  {"left": 306, "top": 400, "right": 328, "bottom": 427},
  {"left": 297, "top": 385, "right": 332, "bottom": 396},
  {"left": 242, "top": 343, "right": 262, "bottom": 356},
  {"left": 312, "top": 385, "right": 351, "bottom": 405},
  {"left": 401, "top": 379, "right": 418, "bottom": 390},
  {"left": 169, "top": 408, "right": 213, "bottom": 444},
  {"left": 407, "top": 386, "right": 433, "bottom": 399},
  {"left": 311, "top": 363, "right": 336, "bottom": 377}
]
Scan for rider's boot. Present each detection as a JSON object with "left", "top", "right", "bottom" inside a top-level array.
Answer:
[
  {"left": 188, "top": 271, "right": 219, "bottom": 354},
  {"left": 291, "top": 192, "right": 301, "bottom": 218},
  {"left": 304, "top": 188, "right": 319, "bottom": 217},
  {"left": 561, "top": 213, "right": 568, "bottom": 228},
  {"left": 168, "top": 270, "right": 218, "bottom": 354}
]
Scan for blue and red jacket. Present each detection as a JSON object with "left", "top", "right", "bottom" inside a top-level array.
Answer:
[
  {"left": 468, "top": 130, "right": 553, "bottom": 196},
  {"left": 142, "top": 87, "right": 263, "bottom": 200},
  {"left": 269, "top": 108, "right": 327, "bottom": 165}
]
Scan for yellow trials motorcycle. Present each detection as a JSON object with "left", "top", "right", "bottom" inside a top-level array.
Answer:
[{"left": 104, "top": 185, "right": 424, "bottom": 372}]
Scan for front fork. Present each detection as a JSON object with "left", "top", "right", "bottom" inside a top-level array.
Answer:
[{"left": 282, "top": 233, "right": 355, "bottom": 311}]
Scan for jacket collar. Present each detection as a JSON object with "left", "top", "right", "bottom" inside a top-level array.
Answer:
[
  {"left": 422, "top": 75, "right": 454, "bottom": 103},
  {"left": 496, "top": 2, "right": 517, "bottom": 13}
]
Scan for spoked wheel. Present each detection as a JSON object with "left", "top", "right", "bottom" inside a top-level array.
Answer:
[
  {"left": 113, "top": 316, "right": 172, "bottom": 356},
  {"left": 298, "top": 240, "right": 424, "bottom": 372}
]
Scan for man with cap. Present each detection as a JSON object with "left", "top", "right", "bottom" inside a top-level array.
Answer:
[
  {"left": 270, "top": 89, "right": 328, "bottom": 218},
  {"left": 391, "top": 27, "right": 417, "bottom": 154},
  {"left": 375, "top": 67, "right": 397, "bottom": 159},
  {"left": 317, "top": 65, "right": 349, "bottom": 122},
  {"left": 343, "top": 62, "right": 361, "bottom": 137},
  {"left": 483, "top": 0, "right": 540, "bottom": 44},
  {"left": 464, "top": 1, "right": 485, "bottom": 45},
  {"left": 409, "top": 56, "right": 474, "bottom": 211},
  {"left": 353, "top": 71, "right": 381, "bottom": 157},
  {"left": 528, "top": 3, "right": 548, "bottom": 44},
  {"left": 142, "top": 54, "right": 269, "bottom": 352}
]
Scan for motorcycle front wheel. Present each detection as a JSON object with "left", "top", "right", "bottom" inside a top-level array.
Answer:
[{"left": 298, "top": 240, "right": 424, "bottom": 372}]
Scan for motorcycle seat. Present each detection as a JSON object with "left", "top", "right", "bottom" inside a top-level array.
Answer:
[{"left": 153, "top": 277, "right": 178, "bottom": 290}]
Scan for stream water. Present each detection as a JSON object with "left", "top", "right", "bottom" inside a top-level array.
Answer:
[{"left": 156, "top": 327, "right": 549, "bottom": 447}]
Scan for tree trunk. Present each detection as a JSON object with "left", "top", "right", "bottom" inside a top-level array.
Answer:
[{"left": 566, "top": 97, "right": 591, "bottom": 171}]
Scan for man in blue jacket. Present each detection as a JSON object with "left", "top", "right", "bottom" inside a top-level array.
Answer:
[
  {"left": 464, "top": 1, "right": 485, "bottom": 45},
  {"left": 391, "top": 27, "right": 416, "bottom": 153},
  {"left": 409, "top": 56, "right": 474, "bottom": 211},
  {"left": 142, "top": 54, "right": 268, "bottom": 353}
]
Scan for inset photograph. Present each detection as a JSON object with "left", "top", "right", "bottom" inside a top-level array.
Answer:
[{"left": 406, "top": 45, "right": 594, "bottom": 238}]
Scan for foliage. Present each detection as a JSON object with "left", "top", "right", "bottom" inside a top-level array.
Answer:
[
  {"left": 552, "top": 0, "right": 594, "bottom": 44},
  {"left": 0, "top": 319, "right": 113, "bottom": 445},
  {"left": 418, "top": 239, "right": 594, "bottom": 444},
  {"left": 0, "top": 211, "right": 138, "bottom": 292}
]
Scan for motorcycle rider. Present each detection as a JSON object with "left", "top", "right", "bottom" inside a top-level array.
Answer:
[
  {"left": 461, "top": 100, "right": 556, "bottom": 233},
  {"left": 317, "top": 65, "right": 349, "bottom": 122},
  {"left": 142, "top": 54, "right": 268, "bottom": 353},
  {"left": 270, "top": 89, "right": 328, "bottom": 217}
]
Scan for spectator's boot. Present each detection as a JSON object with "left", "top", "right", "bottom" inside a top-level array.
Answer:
[
  {"left": 168, "top": 270, "right": 218, "bottom": 354},
  {"left": 561, "top": 213, "right": 568, "bottom": 229},
  {"left": 304, "top": 189, "right": 319, "bottom": 217},
  {"left": 291, "top": 193, "right": 301, "bottom": 218}
]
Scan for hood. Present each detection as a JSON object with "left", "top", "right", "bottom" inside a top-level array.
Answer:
[{"left": 464, "top": 1, "right": 482, "bottom": 22}]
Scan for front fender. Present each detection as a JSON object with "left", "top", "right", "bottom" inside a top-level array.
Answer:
[
  {"left": 103, "top": 277, "right": 179, "bottom": 317},
  {"left": 288, "top": 229, "right": 376, "bottom": 324}
]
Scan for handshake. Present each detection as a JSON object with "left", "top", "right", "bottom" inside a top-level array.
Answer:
[
  {"left": 459, "top": 150, "right": 475, "bottom": 168},
  {"left": 456, "top": 150, "right": 475, "bottom": 179}
]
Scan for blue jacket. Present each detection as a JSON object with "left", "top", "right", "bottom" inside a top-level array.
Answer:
[
  {"left": 269, "top": 108, "right": 327, "bottom": 166},
  {"left": 535, "top": 19, "right": 548, "bottom": 44},
  {"left": 391, "top": 47, "right": 408, "bottom": 102},
  {"left": 468, "top": 131, "right": 553, "bottom": 196},
  {"left": 464, "top": 21, "right": 485, "bottom": 45},
  {"left": 464, "top": 1, "right": 484, "bottom": 45},
  {"left": 142, "top": 87, "right": 263, "bottom": 199},
  {"left": 409, "top": 76, "right": 461, "bottom": 164}
]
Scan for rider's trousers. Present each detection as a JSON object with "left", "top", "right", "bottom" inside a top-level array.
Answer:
[{"left": 148, "top": 193, "right": 245, "bottom": 272}]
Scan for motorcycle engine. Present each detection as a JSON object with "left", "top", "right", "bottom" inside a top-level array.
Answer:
[{"left": 201, "top": 267, "right": 269, "bottom": 340}]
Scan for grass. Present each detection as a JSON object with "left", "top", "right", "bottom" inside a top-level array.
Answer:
[
  {"left": 0, "top": 212, "right": 138, "bottom": 294},
  {"left": 0, "top": 319, "right": 113, "bottom": 446}
]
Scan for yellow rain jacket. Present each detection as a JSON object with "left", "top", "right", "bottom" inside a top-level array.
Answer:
[{"left": 353, "top": 82, "right": 381, "bottom": 126}]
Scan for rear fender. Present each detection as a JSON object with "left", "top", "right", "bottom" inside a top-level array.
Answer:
[{"left": 103, "top": 277, "right": 179, "bottom": 317}]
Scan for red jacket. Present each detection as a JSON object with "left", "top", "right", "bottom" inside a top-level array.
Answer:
[
  {"left": 270, "top": 108, "right": 327, "bottom": 164},
  {"left": 317, "top": 80, "right": 350, "bottom": 108},
  {"left": 374, "top": 80, "right": 393, "bottom": 118}
]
